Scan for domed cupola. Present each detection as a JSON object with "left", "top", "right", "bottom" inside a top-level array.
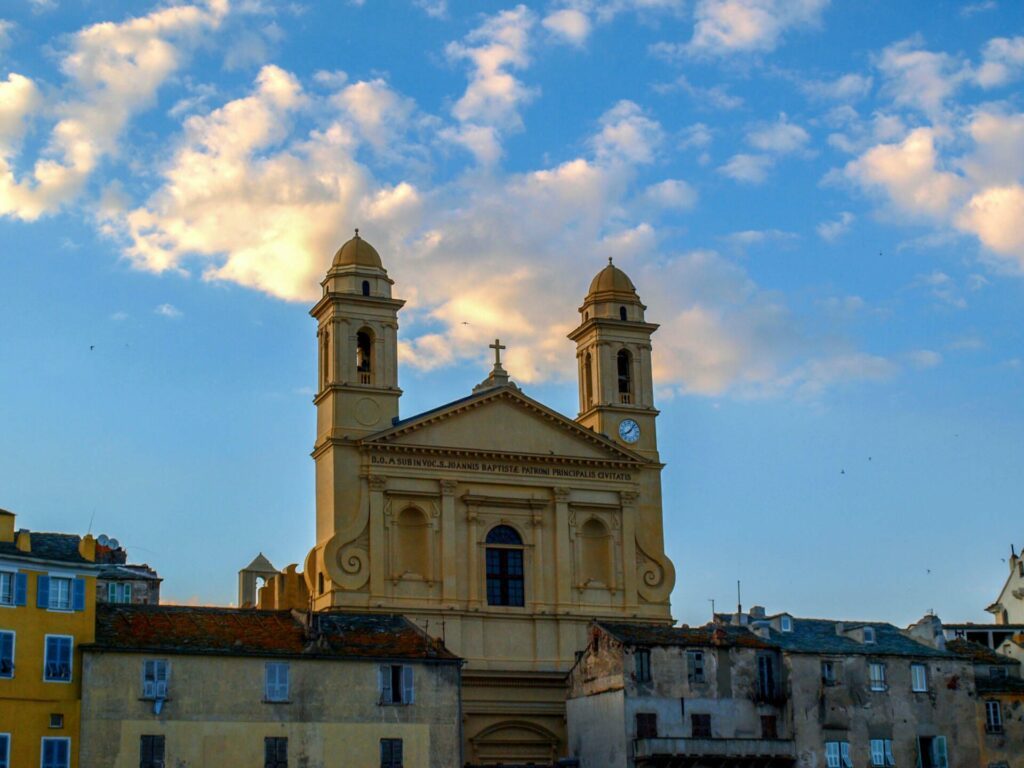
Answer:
[
  {"left": 580, "top": 258, "right": 646, "bottom": 324},
  {"left": 323, "top": 229, "right": 394, "bottom": 299}
]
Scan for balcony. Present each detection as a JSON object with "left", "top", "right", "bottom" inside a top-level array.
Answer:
[{"left": 633, "top": 737, "right": 797, "bottom": 766}]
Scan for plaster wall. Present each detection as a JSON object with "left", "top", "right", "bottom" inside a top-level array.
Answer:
[
  {"left": 80, "top": 652, "right": 461, "bottom": 768},
  {"left": 567, "top": 689, "right": 627, "bottom": 768}
]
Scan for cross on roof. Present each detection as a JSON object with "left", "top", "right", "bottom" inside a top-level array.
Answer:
[{"left": 489, "top": 338, "right": 506, "bottom": 367}]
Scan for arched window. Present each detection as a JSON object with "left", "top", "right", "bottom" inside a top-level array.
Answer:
[
  {"left": 356, "top": 329, "right": 373, "bottom": 384},
  {"left": 486, "top": 525, "right": 524, "bottom": 607},
  {"left": 617, "top": 349, "right": 632, "bottom": 403},
  {"left": 619, "top": 306, "right": 627, "bottom": 321},
  {"left": 396, "top": 507, "right": 430, "bottom": 577},
  {"left": 362, "top": 280, "right": 371, "bottom": 296},
  {"left": 583, "top": 352, "right": 594, "bottom": 409},
  {"left": 580, "top": 518, "right": 611, "bottom": 585}
]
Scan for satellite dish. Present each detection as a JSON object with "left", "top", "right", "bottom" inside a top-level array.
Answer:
[
  {"left": 97, "top": 535, "right": 110, "bottom": 547},
  {"left": 108, "top": 538, "right": 120, "bottom": 549}
]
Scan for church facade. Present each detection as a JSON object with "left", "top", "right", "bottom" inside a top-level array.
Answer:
[{"left": 301, "top": 233, "right": 677, "bottom": 763}]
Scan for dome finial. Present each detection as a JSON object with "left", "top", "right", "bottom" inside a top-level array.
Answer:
[
  {"left": 354, "top": 227, "right": 360, "bottom": 239},
  {"left": 608, "top": 256, "right": 613, "bottom": 266}
]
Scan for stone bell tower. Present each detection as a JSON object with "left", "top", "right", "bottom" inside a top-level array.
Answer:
[
  {"left": 310, "top": 230, "right": 404, "bottom": 443},
  {"left": 568, "top": 258, "right": 660, "bottom": 459}
]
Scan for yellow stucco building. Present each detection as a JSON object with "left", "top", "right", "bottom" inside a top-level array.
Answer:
[
  {"left": 0, "top": 510, "right": 98, "bottom": 768},
  {"left": 296, "top": 233, "right": 677, "bottom": 763}
]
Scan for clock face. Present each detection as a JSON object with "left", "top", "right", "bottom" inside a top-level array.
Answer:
[{"left": 618, "top": 418, "right": 641, "bottom": 444}]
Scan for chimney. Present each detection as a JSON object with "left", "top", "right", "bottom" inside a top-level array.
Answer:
[
  {"left": 78, "top": 534, "right": 96, "bottom": 563},
  {"left": 905, "top": 614, "right": 946, "bottom": 650},
  {"left": 750, "top": 605, "right": 766, "bottom": 619},
  {"left": 15, "top": 530, "right": 31, "bottom": 552},
  {"left": 0, "top": 510, "right": 14, "bottom": 543}
]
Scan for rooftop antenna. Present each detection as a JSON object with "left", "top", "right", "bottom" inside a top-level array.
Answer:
[
  {"left": 708, "top": 598, "right": 715, "bottom": 618},
  {"left": 737, "top": 580, "right": 742, "bottom": 615},
  {"left": 87, "top": 508, "right": 96, "bottom": 535}
]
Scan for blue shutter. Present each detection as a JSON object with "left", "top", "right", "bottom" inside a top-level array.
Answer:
[
  {"left": 13, "top": 573, "right": 27, "bottom": 606},
  {"left": 37, "top": 575, "right": 50, "bottom": 608},
  {"left": 72, "top": 578, "right": 86, "bottom": 611}
]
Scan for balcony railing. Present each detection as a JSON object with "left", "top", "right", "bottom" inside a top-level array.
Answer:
[
  {"left": 358, "top": 372, "right": 371, "bottom": 384},
  {"left": 633, "top": 737, "right": 797, "bottom": 760}
]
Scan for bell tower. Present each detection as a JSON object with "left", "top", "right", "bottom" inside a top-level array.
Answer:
[
  {"left": 310, "top": 230, "right": 404, "bottom": 443},
  {"left": 568, "top": 258, "right": 659, "bottom": 459}
]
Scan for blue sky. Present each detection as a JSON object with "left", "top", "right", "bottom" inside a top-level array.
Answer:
[{"left": 0, "top": 0, "right": 1021, "bottom": 627}]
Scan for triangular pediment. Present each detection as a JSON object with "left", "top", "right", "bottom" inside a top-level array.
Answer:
[{"left": 362, "top": 387, "right": 644, "bottom": 464}]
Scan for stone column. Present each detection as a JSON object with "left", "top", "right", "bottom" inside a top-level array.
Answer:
[
  {"left": 368, "top": 475, "right": 387, "bottom": 600},
  {"left": 440, "top": 479, "right": 458, "bottom": 605},
  {"left": 620, "top": 490, "right": 638, "bottom": 611},
  {"left": 553, "top": 488, "right": 571, "bottom": 610},
  {"left": 466, "top": 500, "right": 480, "bottom": 609}
]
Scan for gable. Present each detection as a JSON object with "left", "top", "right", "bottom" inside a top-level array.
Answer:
[{"left": 365, "top": 389, "right": 640, "bottom": 463}]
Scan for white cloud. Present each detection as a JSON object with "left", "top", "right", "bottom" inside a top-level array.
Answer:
[
  {"left": 746, "top": 113, "right": 810, "bottom": 154},
  {"left": 723, "top": 229, "right": 798, "bottom": 248},
  {"left": 643, "top": 179, "right": 697, "bottom": 209},
  {"left": 543, "top": 9, "right": 591, "bottom": 46},
  {"left": 653, "top": 74, "right": 744, "bottom": 110},
  {"left": 0, "top": 1, "right": 228, "bottom": 221},
  {"left": 444, "top": 5, "right": 536, "bottom": 163},
  {"left": 956, "top": 185, "right": 1024, "bottom": 268},
  {"left": 334, "top": 78, "right": 416, "bottom": 154},
  {"left": 687, "top": 0, "right": 829, "bottom": 56},
  {"left": 802, "top": 73, "right": 873, "bottom": 101},
  {"left": 591, "top": 100, "right": 663, "bottom": 164},
  {"left": 414, "top": 0, "right": 447, "bottom": 18},
  {"left": 817, "top": 211, "right": 854, "bottom": 241},
  {"left": 975, "top": 36, "right": 1024, "bottom": 88},
  {"left": 155, "top": 303, "right": 182, "bottom": 318},
  {"left": 907, "top": 349, "right": 943, "bottom": 369},
  {"left": 875, "top": 38, "right": 970, "bottom": 119},
  {"left": 0, "top": 74, "right": 41, "bottom": 155},
  {"left": 719, "top": 153, "right": 773, "bottom": 184},
  {"left": 0, "top": 20, "right": 14, "bottom": 52},
  {"left": 915, "top": 271, "right": 967, "bottom": 309}
]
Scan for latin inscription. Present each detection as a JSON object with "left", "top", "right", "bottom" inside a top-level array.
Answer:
[{"left": 370, "top": 453, "right": 633, "bottom": 481}]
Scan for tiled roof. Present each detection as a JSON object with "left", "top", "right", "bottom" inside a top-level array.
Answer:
[
  {"left": 944, "top": 622, "right": 1024, "bottom": 630},
  {"left": 97, "top": 564, "right": 161, "bottom": 581},
  {"left": 596, "top": 622, "right": 774, "bottom": 649},
  {"left": 947, "top": 639, "right": 1020, "bottom": 666},
  {"left": 759, "top": 617, "right": 952, "bottom": 658},
  {"left": 0, "top": 532, "right": 92, "bottom": 566},
  {"left": 88, "top": 604, "right": 459, "bottom": 662}
]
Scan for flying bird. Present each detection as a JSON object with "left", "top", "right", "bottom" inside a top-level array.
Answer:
[{"left": 89, "top": 345, "right": 94, "bottom": 351}]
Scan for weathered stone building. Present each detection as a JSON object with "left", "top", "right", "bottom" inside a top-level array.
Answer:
[
  {"left": 94, "top": 538, "right": 161, "bottom": 606},
  {"left": 567, "top": 622, "right": 797, "bottom": 767},
  {"left": 80, "top": 604, "right": 461, "bottom": 768},
  {"left": 567, "top": 610, "right": 982, "bottom": 768}
]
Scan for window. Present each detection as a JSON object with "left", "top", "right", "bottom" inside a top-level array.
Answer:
[
  {"left": 485, "top": 525, "right": 524, "bottom": 607},
  {"left": 49, "top": 713, "right": 63, "bottom": 729},
  {"left": 0, "top": 631, "right": 13, "bottom": 678},
  {"left": 870, "top": 739, "right": 896, "bottom": 767},
  {"left": 863, "top": 626, "right": 876, "bottom": 644},
  {"left": 37, "top": 576, "right": 84, "bottom": 612},
  {"left": 636, "top": 713, "right": 657, "bottom": 738},
  {"left": 583, "top": 353, "right": 594, "bottom": 408},
  {"left": 635, "top": 649, "right": 651, "bottom": 683},
  {"left": 0, "top": 734, "right": 8, "bottom": 768},
  {"left": 44, "top": 636, "right": 72, "bottom": 682},
  {"left": 356, "top": 329, "right": 373, "bottom": 384},
  {"left": 378, "top": 664, "right": 414, "bottom": 705},
  {"left": 140, "top": 735, "right": 165, "bottom": 768},
  {"left": 869, "top": 662, "right": 887, "bottom": 691},
  {"left": 264, "top": 737, "right": 287, "bottom": 768},
  {"left": 108, "top": 583, "right": 132, "bottom": 603},
  {"left": 825, "top": 741, "right": 853, "bottom": 768},
  {"left": 265, "top": 662, "right": 289, "bottom": 702},
  {"left": 990, "top": 665, "right": 1008, "bottom": 680},
  {"left": 917, "top": 736, "right": 948, "bottom": 768},
  {"left": 616, "top": 349, "right": 633, "bottom": 403},
  {"left": 142, "top": 659, "right": 169, "bottom": 699},
  {"left": 821, "top": 660, "right": 837, "bottom": 686},
  {"left": 362, "top": 280, "right": 371, "bottom": 296},
  {"left": 0, "top": 571, "right": 26, "bottom": 605},
  {"left": 691, "top": 713, "right": 712, "bottom": 739},
  {"left": 986, "top": 700, "right": 1003, "bottom": 733},
  {"left": 687, "top": 650, "right": 705, "bottom": 683},
  {"left": 780, "top": 615, "right": 793, "bottom": 632},
  {"left": 41, "top": 738, "right": 70, "bottom": 768},
  {"left": 761, "top": 715, "right": 778, "bottom": 739},
  {"left": 619, "top": 306, "right": 627, "bottom": 321},
  {"left": 911, "top": 663, "right": 928, "bottom": 692},
  {"left": 757, "top": 653, "right": 778, "bottom": 699},
  {"left": 380, "top": 738, "right": 403, "bottom": 768}
]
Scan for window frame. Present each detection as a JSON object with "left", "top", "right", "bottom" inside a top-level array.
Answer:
[
  {"left": 635, "top": 712, "right": 657, "bottom": 739},
  {"left": 986, "top": 700, "right": 1003, "bottom": 733},
  {"left": 41, "top": 737, "right": 71, "bottom": 768},
  {"left": 687, "top": 649, "right": 705, "bottom": 683},
  {"left": 0, "top": 733, "right": 8, "bottom": 768},
  {"left": 43, "top": 635, "right": 73, "bottom": 684},
  {"left": 0, "top": 571, "right": 12, "bottom": 606},
  {"left": 139, "top": 734, "right": 165, "bottom": 768},
  {"left": 634, "top": 649, "right": 651, "bottom": 683},
  {"left": 378, "top": 664, "right": 414, "bottom": 705},
  {"left": 821, "top": 659, "right": 837, "bottom": 686},
  {"left": 911, "top": 662, "right": 928, "bottom": 692},
  {"left": 690, "top": 713, "right": 712, "bottom": 739},
  {"left": 142, "top": 659, "right": 169, "bottom": 699},
  {"left": 870, "top": 738, "right": 895, "bottom": 767},
  {"left": 780, "top": 615, "right": 793, "bottom": 632},
  {"left": 825, "top": 740, "right": 852, "bottom": 768},
  {"left": 0, "top": 631, "right": 13, "bottom": 679},
  {"left": 863, "top": 626, "right": 876, "bottom": 644},
  {"left": 264, "top": 736, "right": 287, "bottom": 768},
  {"left": 48, "top": 576, "right": 73, "bottom": 612},
  {"left": 485, "top": 526, "right": 525, "bottom": 608},
  {"left": 380, "top": 738, "right": 403, "bottom": 768},
  {"left": 868, "top": 661, "right": 887, "bottom": 691},
  {"left": 265, "top": 661, "right": 290, "bottom": 703}
]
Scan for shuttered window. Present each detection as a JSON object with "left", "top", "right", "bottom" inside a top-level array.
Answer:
[
  {"left": 142, "top": 659, "right": 169, "bottom": 699},
  {"left": 378, "top": 664, "right": 414, "bottom": 705},
  {"left": 0, "top": 632, "right": 13, "bottom": 679},
  {"left": 380, "top": 738, "right": 403, "bottom": 768},
  {"left": 265, "top": 662, "right": 289, "bottom": 702},
  {"left": 140, "top": 735, "right": 165, "bottom": 768},
  {"left": 43, "top": 636, "right": 72, "bottom": 682},
  {"left": 264, "top": 737, "right": 287, "bottom": 768}
]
